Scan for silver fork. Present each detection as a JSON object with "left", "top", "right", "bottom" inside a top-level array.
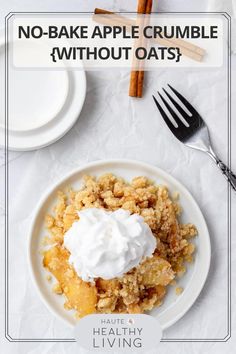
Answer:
[{"left": 153, "top": 85, "right": 236, "bottom": 192}]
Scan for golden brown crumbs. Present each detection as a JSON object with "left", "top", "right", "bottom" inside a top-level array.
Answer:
[
  {"left": 172, "top": 191, "right": 180, "bottom": 200},
  {"left": 53, "top": 283, "right": 63, "bottom": 295},
  {"left": 175, "top": 287, "right": 183, "bottom": 295},
  {"left": 42, "top": 173, "right": 197, "bottom": 318}
]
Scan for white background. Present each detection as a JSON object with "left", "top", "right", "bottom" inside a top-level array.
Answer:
[{"left": 0, "top": 1, "right": 236, "bottom": 354}]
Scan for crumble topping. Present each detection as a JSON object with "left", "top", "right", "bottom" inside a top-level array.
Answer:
[{"left": 42, "top": 173, "right": 197, "bottom": 318}]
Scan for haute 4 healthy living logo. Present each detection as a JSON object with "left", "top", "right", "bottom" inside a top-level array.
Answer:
[{"left": 74, "top": 314, "right": 162, "bottom": 352}]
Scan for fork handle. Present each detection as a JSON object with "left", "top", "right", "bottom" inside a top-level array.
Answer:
[
  {"left": 215, "top": 159, "right": 236, "bottom": 191},
  {"left": 208, "top": 149, "right": 236, "bottom": 192}
]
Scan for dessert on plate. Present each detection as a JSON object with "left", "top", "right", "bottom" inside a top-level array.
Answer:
[{"left": 42, "top": 173, "right": 197, "bottom": 319}]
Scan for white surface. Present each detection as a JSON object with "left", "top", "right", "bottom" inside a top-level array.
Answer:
[
  {"left": 28, "top": 159, "right": 210, "bottom": 330},
  {"left": 9, "top": 69, "right": 69, "bottom": 132},
  {"left": 0, "top": 1, "right": 236, "bottom": 354},
  {"left": 0, "top": 42, "right": 87, "bottom": 150},
  {"left": 208, "top": 0, "right": 236, "bottom": 52},
  {"left": 8, "top": 43, "right": 69, "bottom": 132}
]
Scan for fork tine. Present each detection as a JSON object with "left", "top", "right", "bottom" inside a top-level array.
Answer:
[
  {"left": 163, "top": 88, "right": 191, "bottom": 121},
  {"left": 157, "top": 92, "right": 186, "bottom": 129},
  {"left": 152, "top": 95, "right": 177, "bottom": 133},
  {"left": 168, "top": 84, "right": 199, "bottom": 116}
]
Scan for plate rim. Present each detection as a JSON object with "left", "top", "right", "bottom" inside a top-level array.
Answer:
[
  {"left": 0, "top": 55, "right": 87, "bottom": 151},
  {"left": 28, "top": 158, "right": 211, "bottom": 330}
]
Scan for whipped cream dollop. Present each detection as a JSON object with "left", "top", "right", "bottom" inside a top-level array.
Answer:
[{"left": 64, "top": 208, "right": 157, "bottom": 282}]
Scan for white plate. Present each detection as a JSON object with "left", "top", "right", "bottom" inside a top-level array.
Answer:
[
  {"left": 0, "top": 40, "right": 86, "bottom": 151},
  {"left": 28, "top": 159, "right": 211, "bottom": 330}
]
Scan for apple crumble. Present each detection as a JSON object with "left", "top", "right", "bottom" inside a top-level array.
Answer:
[{"left": 42, "top": 173, "right": 197, "bottom": 318}]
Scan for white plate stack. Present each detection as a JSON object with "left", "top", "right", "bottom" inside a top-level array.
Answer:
[{"left": 0, "top": 39, "right": 86, "bottom": 151}]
